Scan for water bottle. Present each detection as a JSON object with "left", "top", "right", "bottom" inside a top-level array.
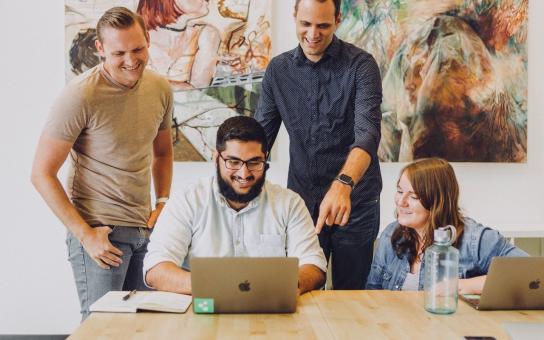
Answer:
[{"left": 424, "top": 225, "right": 459, "bottom": 314}]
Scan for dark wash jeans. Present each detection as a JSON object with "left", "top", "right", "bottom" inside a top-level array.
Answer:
[
  {"left": 67, "top": 225, "right": 152, "bottom": 320},
  {"left": 314, "top": 199, "right": 380, "bottom": 290}
]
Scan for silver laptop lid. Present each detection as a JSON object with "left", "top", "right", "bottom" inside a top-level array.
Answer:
[
  {"left": 479, "top": 257, "right": 544, "bottom": 310},
  {"left": 191, "top": 257, "right": 299, "bottom": 314}
]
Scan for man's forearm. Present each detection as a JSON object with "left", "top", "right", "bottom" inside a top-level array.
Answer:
[
  {"left": 31, "top": 134, "right": 93, "bottom": 241},
  {"left": 31, "top": 172, "right": 92, "bottom": 241},
  {"left": 338, "top": 147, "right": 371, "bottom": 185},
  {"left": 298, "top": 264, "right": 326, "bottom": 294},
  {"left": 316, "top": 147, "right": 372, "bottom": 230},
  {"left": 152, "top": 127, "right": 173, "bottom": 200},
  {"left": 146, "top": 262, "right": 192, "bottom": 294},
  {"left": 152, "top": 154, "right": 173, "bottom": 199}
]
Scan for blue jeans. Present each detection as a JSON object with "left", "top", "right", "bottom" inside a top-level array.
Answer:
[
  {"left": 315, "top": 199, "right": 380, "bottom": 289},
  {"left": 67, "top": 225, "right": 152, "bottom": 320}
]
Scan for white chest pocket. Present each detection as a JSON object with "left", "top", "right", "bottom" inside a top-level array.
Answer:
[
  {"left": 247, "top": 234, "right": 286, "bottom": 257},
  {"left": 260, "top": 234, "right": 285, "bottom": 247}
]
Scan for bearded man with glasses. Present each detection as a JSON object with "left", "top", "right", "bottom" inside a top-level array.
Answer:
[{"left": 143, "top": 116, "right": 327, "bottom": 295}]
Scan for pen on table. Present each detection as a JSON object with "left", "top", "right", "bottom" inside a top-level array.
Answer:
[{"left": 122, "top": 289, "right": 137, "bottom": 301}]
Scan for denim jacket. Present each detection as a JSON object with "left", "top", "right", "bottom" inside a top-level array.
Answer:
[{"left": 366, "top": 217, "right": 528, "bottom": 290}]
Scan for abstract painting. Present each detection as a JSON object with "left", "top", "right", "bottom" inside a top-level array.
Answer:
[
  {"left": 337, "top": 0, "right": 528, "bottom": 162},
  {"left": 65, "top": 0, "right": 271, "bottom": 161},
  {"left": 171, "top": 82, "right": 261, "bottom": 160}
]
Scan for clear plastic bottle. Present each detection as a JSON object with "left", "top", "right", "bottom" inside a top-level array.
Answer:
[{"left": 424, "top": 225, "right": 459, "bottom": 314}]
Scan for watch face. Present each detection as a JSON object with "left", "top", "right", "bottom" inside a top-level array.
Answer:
[
  {"left": 337, "top": 174, "right": 354, "bottom": 186},
  {"left": 340, "top": 174, "right": 353, "bottom": 183},
  {"left": 339, "top": 174, "right": 352, "bottom": 182}
]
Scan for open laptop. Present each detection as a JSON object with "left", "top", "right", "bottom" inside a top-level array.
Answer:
[
  {"left": 190, "top": 257, "right": 299, "bottom": 314},
  {"left": 460, "top": 257, "right": 544, "bottom": 310}
]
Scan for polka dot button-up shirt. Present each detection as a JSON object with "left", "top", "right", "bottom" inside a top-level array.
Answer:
[{"left": 255, "top": 36, "right": 383, "bottom": 216}]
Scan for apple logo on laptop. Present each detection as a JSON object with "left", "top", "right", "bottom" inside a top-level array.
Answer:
[
  {"left": 239, "top": 280, "right": 251, "bottom": 292},
  {"left": 529, "top": 279, "right": 540, "bottom": 290}
]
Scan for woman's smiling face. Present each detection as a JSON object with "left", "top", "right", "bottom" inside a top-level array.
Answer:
[{"left": 395, "top": 171, "right": 430, "bottom": 231}]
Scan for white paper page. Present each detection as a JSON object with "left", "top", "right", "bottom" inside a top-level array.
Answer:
[
  {"left": 140, "top": 291, "right": 192, "bottom": 312},
  {"left": 504, "top": 323, "right": 544, "bottom": 340},
  {"left": 89, "top": 291, "right": 144, "bottom": 313}
]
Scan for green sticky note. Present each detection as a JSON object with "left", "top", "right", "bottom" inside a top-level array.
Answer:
[{"left": 193, "top": 298, "right": 215, "bottom": 314}]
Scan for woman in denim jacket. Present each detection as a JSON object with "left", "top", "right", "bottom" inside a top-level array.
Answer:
[{"left": 366, "top": 158, "right": 527, "bottom": 294}]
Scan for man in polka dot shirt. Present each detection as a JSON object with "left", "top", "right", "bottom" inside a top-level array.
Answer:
[{"left": 255, "top": 0, "right": 382, "bottom": 289}]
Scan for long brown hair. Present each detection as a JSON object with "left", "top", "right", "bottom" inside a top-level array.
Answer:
[
  {"left": 137, "top": 0, "right": 184, "bottom": 30},
  {"left": 391, "top": 158, "right": 465, "bottom": 265}
]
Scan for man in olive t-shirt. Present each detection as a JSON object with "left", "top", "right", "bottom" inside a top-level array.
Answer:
[{"left": 31, "top": 7, "right": 173, "bottom": 319}]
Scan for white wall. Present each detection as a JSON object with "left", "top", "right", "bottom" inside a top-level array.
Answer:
[{"left": 1, "top": 0, "right": 542, "bottom": 334}]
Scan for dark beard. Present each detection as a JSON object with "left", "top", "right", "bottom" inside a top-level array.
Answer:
[{"left": 216, "top": 159, "right": 266, "bottom": 205}]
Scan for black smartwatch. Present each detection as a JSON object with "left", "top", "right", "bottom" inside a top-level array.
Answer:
[{"left": 335, "top": 174, "right": 354, "bottom": 188}]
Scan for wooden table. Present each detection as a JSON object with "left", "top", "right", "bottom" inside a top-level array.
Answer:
[
  {"left": 68, "top": 294, "right": 332, "bottom": 339},
  {"left": 69, "top": 291, "right": 544, "bottom": 339},
  {"left": 311, "top": 291, "right": 544, "bottom": 339}
]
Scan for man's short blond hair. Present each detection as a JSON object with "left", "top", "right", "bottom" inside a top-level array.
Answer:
[{"left": 96, "top": 7, "right": 147, "bottom": 43}]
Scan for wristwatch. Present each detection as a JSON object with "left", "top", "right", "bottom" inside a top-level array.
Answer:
[
  {"left": 156, "top": 197, "right": 169, "bottom": 206},
  {"left": 335, "top": 174, "right": 354, "bottom": 188}
]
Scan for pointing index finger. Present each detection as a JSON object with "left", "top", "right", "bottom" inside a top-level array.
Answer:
[{"left": 315, "top": 213, "right": 326, "bottom": 235}]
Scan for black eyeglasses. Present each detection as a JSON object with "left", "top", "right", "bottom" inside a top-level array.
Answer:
[{"left": 219, "top": 153, "right": 267, "bottom": 171}]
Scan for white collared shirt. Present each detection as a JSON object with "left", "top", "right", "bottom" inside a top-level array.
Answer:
[{"left": 143, "top": 176, "right": 327, "bottom": 279}]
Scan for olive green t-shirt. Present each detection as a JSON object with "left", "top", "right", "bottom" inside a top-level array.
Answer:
[{"left": 44, "top": 64, "right": 173, "bottom": 227}]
